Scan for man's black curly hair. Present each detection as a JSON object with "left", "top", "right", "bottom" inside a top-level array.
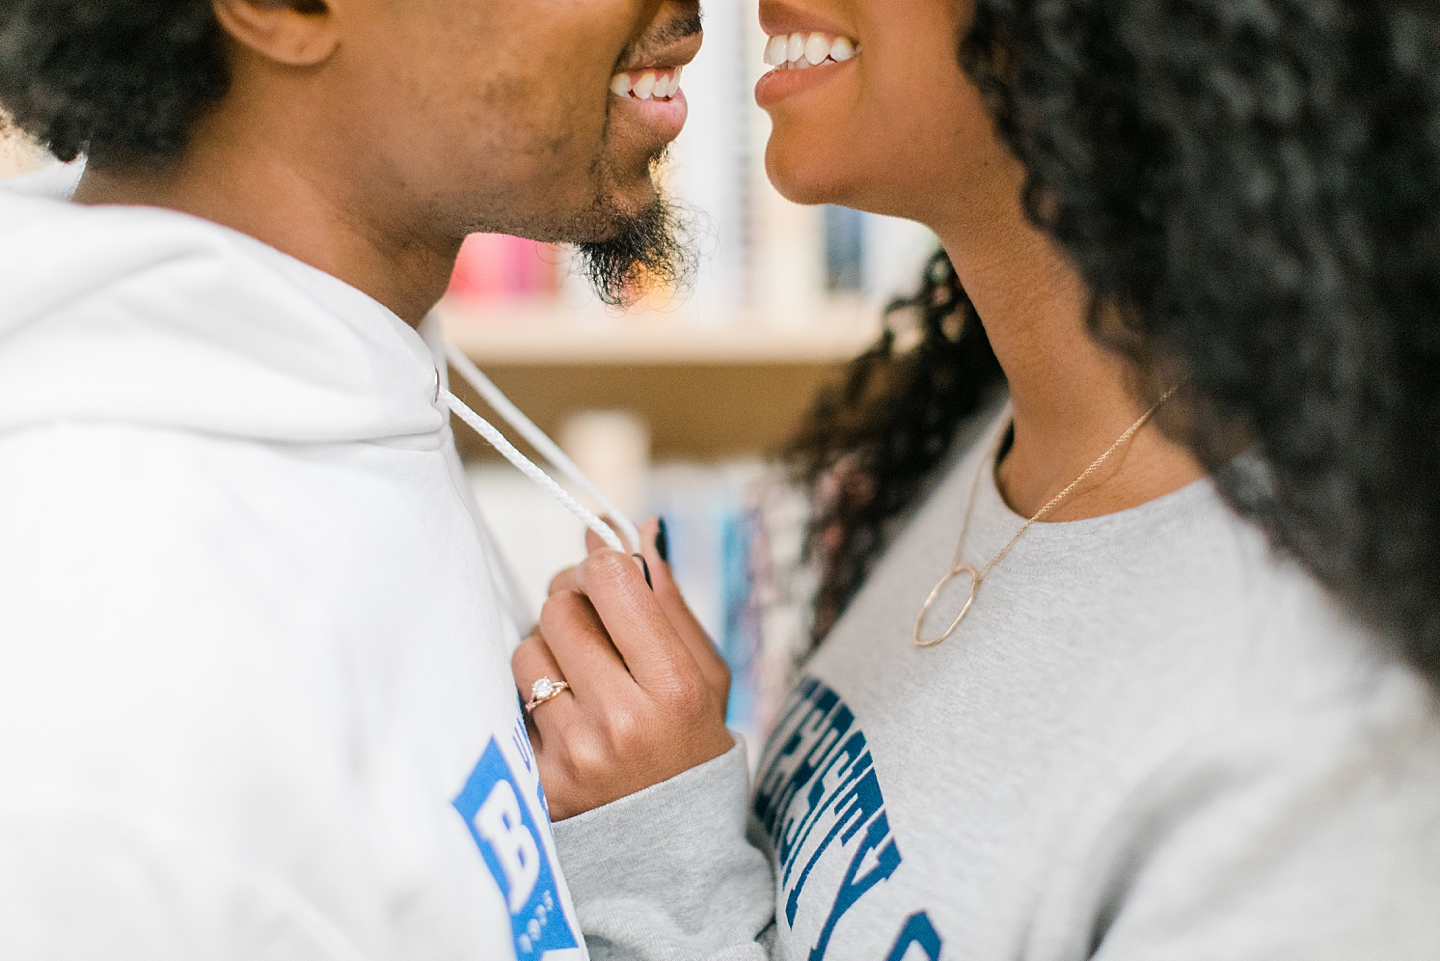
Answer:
[
  {"left": 790, "top": 0, "right": 1440, "bottom": 686},
  {"left": 0, "top": 0, "right": 228, "bottom": 165}
]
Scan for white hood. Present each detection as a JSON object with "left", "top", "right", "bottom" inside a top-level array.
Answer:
[
  {"left": 0, "top": 186, "right": 446, "bottom": 445},
  {"left": 0, "top": 176, "right": 637, "bottom": 552}
]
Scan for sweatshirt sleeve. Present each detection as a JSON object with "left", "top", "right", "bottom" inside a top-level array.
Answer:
[{"left": 550, "top": 741, "right": 776, "bottom": 960}]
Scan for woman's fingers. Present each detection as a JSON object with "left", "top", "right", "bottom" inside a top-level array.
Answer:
[
  {"left": 556, "top": 517, "right": 728, "bottom": 707},
  {"left": 512, "top": 631, "right": 615, "bottom": 819},
  {"left": 536, "top": 587, "right": 635, "bottom": 707},
  {"left": 586, "top": 516, "right": 634, "bottom": 554},
  {"left": 519, "top": 577, "right": 731, "bottom": 820},
  {"left": 518, "top": 515, "right": 736, "bottom": 820},
  {"left": 511, "top": 632, "right": 573, "bottom": 744},
  {"left": 571, "top": 549, "right": 704, "bottom": 700},
  {"left": 635, "top": 516, "right": 732, "bottom": 708},
  {"left": 548, "top": 565, "right": 579, "bottom": 597},
  {"left": 583, "top": 521, "right": 651, "bottom": 588}
]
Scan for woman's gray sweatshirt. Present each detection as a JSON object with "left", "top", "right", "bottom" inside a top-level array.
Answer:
[{"left": 553, "top": 407, "right": 1440, "bottom": 960}]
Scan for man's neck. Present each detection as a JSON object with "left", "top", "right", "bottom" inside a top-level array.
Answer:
[
  {"left": 934, "top": 195, "right": 1204, "bottom": 521},
  {"left": 72, "top": 121, "right": 457, "bottom": 327}
]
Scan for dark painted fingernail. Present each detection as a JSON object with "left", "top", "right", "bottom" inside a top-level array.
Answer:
[
  {"left": 655, "top": 517, "right": 670, "bottom": 563},
  {"left": 633, "top": 554, "right": 654, "bottom": 590}
]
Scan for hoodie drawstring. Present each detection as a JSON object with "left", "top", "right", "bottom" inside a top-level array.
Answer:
[{"left": 442, "top": 343, "right": 639, "bottom": 557}]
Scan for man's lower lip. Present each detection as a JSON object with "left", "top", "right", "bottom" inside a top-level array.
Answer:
[
  {"left": 754, "top": 60, "right": 854, "bottom": 108},
  {"left": 612, "top": 89, "right": 689, "bottom": 144}
]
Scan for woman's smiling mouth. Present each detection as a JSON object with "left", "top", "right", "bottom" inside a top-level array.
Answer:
[
  {"left": 763, "top": 31, "right": 859, "bottom": 70},
  {"left": 755, "top": 29, "right": 860, "bottom": 108}
]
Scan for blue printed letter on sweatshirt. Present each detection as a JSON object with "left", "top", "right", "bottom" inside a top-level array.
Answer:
[{"left": 454, "top": 738, "right": 579, "bottom": 959}]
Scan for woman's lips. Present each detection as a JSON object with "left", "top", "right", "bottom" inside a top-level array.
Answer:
[
  {"left": 755, "top": 58, "right": 855, "bottom": 109},
  {"left": 755, "top": 28, "right": 860, "bottom": 110},
  {"left": 758, "top": 0, "right": 852, "bottom": 38}
]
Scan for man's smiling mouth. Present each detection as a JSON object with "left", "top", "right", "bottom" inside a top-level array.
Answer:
[
  {"left": 610, "top": 66, "right": 685, "bottom": 101},
  {"left": 609, "top": 11, "right": 702, "bottom": 103}
]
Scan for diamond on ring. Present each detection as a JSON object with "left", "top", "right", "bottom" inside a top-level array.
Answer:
[{"left": 524, "top": 676, "right": 569, "bottom": 712}]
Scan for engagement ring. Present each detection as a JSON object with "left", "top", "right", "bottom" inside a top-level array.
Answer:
[{"left": 525, "top": 677, "right": 569, "bottom": 712}]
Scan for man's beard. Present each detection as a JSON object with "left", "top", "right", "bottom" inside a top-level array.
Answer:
[{"left": 573, "top": 182, "right": 697, "bottom": 308}]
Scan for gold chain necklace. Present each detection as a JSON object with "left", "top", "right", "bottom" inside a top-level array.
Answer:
[{"left": 913, "top": 387, "right": 1179, "bottom": 648}]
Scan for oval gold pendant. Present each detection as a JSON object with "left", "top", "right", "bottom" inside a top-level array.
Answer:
[{"left": 913, "top": 564, "right": 979, "bottom": 648}]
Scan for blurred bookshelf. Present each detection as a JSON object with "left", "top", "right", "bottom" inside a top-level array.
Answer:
[
  {"left": 442, "top": 299, "right": 881, "bottom": 366},
  {"left": 441, "top": 296, "right": 883, "bottom": 466}
]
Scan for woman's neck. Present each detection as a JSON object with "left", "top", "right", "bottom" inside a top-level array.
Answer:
[{"left": 933, "top": 191, "right": 1204, "bottom": 521}]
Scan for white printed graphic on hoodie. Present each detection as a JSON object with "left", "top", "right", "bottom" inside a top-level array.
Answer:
[{"left": 0, "top": 173, "right": 587, "bottom": 961}]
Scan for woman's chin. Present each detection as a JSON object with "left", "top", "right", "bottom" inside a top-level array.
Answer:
[{"left": 763, "top": 141, "right": 855, "bottom": 208}]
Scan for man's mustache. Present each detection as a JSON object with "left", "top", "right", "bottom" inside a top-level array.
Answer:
[
  {"left": 652, "top": 12, "right": 703, "bottom": 46},
  {"left": 620, "top": 10, "right": 703, "bottom": 66}
]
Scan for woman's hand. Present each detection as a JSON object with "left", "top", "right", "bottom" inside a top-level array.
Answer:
[{"left": 512, "top": 518, "right": 735, "bottom": 821}]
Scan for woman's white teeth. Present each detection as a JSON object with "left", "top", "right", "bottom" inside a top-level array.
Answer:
[
  {"left": 804, "top": 34, "right": 829, "bottom": 65},
  {"left": 786, "top": 34, "right": 806, "bottom": 64},
  {"left": 763, "top": 32, "right": 860, "bottom": 69},
  {"left": 766, "top": 35, "right": 789, "bottom": 67},
  {"left": 609, "top": 66, "right": 684, "bottom": 101}
]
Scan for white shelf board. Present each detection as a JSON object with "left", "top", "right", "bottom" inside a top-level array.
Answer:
[{"left": 439, "top": 298, "right": 883, "bottom": 365}]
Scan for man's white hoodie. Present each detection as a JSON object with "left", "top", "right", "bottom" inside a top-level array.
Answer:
[{"left": 0, "top": 177, "right": 586, "bottom": 961}]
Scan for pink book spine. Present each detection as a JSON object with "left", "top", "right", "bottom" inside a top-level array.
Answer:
[{"left": 448, "top": 234, "right": 559, "bottom": 301}]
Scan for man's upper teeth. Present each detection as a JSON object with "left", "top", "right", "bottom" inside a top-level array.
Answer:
[
  {"left": 609, "top": 67, "right": 684, "bottom": 101},
  {"left": 763, "top": 32, "right": 858, "bottom": 68}
]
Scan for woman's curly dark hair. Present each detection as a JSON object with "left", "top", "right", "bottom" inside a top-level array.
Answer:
[
  {"left": 790, "top": 0, "right": 1440, "bottom": 684},
  {"left": 0, "top": 0, "right": 228, "bottom": 166},
  {"left": 788, "top": 252, "right": 1003, "bottom": 642}
]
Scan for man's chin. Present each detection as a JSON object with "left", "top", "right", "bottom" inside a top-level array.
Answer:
[{"left": 571, "top": 190, "right": 696, "bottom": 308}]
